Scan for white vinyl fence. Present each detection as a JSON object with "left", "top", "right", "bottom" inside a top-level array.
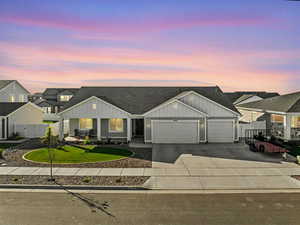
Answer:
[
  {"left": 14, "top": 124, "right": 49, "bottom": 138},
  {"left": 239, "top": 121, "right": 266, "bottom": 138}
]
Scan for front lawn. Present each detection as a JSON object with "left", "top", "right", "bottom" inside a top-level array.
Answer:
[{"left": 23, "top": 145, "right": 133, "bottom": 164}]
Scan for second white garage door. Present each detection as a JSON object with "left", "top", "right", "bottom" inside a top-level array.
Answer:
[
  {"left": 152, "top": 120, "right": 198, "bottom": 143},
  {"left": 207, "top": 120, "right": 234, "bottom": 143}
]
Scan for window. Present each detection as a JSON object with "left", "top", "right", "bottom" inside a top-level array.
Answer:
[
  {"left": 271, "top": 114, "right": 284, "bottom": 123},
  {"left": 43, "top": 107, "right": 51, "bottom": 114},
  {"left": 92, "top": 104, "right": 97, "bottom": 110},
  {"left": 109, "top": 118, "right": 124, "bottom": 132},
  {"left": 9, "top": 95, "right": 15, "bottom": 102},
  {"left": 79, "top": 118, "right": 93, "bottom": 129},
  {"left": 291, "top": 116, "right": 300, "bottom": 128},
  {"left": 60, "top": 95, "right": 72, "bottom": 102},
  {"left": 19, "top": 94, "right": 25, "bottom": 102}
]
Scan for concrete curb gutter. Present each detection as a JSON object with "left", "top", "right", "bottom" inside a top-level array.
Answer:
[
  {"left": 0, "top": 184, "right": 148, "bottom": 191},
  {"left": 0, "top": 186, "right": 300, "bottom": 194}
]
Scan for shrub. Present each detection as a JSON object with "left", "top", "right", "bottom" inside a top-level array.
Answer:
[
  {"left": 83, "top": 136, "right": 91, "bottom": 145},
  {"left": 82, "top": 177, "right": 91, "bottom": 183}
]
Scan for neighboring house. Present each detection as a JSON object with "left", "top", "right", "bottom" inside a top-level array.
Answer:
[
  {"left": 236, "top": 92, "right": 300, "bottom": 142},
  {"left": 58, "top": 86, "right": 240, "bottom": 143},
  {"left": 0, "top": 80, "right": 30, "bottom": 103},
  {"left": 0, "top": 102, "right": 44, "bottom": 139},
  {"left": 29, "top": 92, "right": 43, "bottom": 102},
  {"left": 225, "top": 92, "right": 279, "bottom": 105},
  {"left": 36, "top": 88, "right": 79, "bottom": 114}
]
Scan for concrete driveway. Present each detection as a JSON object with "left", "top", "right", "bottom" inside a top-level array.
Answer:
[
  {"left": 144, "top": 143, "right": 300, "bottom": 190},
  {"left": 152, "top": 143, "right": 297, "bottom": 169}
]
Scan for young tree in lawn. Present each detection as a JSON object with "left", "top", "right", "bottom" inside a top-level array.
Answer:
[{"left": 42, "top": 127, "right": 58, "bottom": 181}]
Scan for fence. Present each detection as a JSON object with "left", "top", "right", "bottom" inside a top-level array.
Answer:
[{"left": 239, "top": 121, "right": 266, "bottom": 138}]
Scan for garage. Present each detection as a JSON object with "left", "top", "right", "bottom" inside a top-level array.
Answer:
[
  {"left": 207, "top": 120, "right": 234, "bottom": 143},
  {"left": 152, "top": 120, "right": 199, "bottom": 144}
]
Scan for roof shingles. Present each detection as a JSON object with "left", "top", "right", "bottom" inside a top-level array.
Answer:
[
  {"left": 62, "top": 86, "right": 239, "bottom": 114},
  {"left": 238, "top": 92, "right": 300, "bottom": 113}
]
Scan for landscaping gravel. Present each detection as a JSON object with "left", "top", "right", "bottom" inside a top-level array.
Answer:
[{"left": 0, "top": 175, "right": 149, "bottom": 186}]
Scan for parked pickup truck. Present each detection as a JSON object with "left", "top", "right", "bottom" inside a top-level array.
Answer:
[{"left": 254, "top": 141, "right": 289, "bottom": 153}]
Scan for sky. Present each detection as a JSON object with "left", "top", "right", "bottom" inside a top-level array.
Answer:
[{"left": 0, "top": 0, "right": 299, "bottom": 94}]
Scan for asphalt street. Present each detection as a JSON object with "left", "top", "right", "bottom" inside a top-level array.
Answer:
[{"left": 0, "top": 191, "right": 299, "bottom": 225}]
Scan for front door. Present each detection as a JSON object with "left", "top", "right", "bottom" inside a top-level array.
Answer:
[{"left": 134, "top": 119, "right": 144, "bottom": 137}]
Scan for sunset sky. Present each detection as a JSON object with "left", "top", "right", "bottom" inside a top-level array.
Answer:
[{"left": 0, "top": 0, "right": 299, "bottom": 94}]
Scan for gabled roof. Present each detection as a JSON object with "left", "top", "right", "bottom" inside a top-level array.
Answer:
[
  {"left": 42, "top": 88, "right": 79, "bottom": 98},
  {"left": 237, "top": 92, "right": 300, "bottom": 113},
  {"left": 0, "top": 103, "right": 27, "bottom": 116},
  {"left": 233, "top": 94, "right": 255, "bottom": 105},
  {"left": 62, "top": 86, "right": 239, "bottom": 115},
  {"left": 225, "top": 91, "right": 279, "bottom": 103},
  {"left": 0, "top": 80, "right": 14, "bottom": 90}
]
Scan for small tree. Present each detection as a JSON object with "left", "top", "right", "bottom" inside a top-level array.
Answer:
[{"left": 42, "top": 127, "right": 58, "bottom": 181}]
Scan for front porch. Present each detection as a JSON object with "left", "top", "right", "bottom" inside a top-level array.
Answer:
[
  {"left": 270, "top": 113, "right": 300, "bottom": 142},
  {"left": 59, "top": 118, "right": 131, "bottom": 142}
]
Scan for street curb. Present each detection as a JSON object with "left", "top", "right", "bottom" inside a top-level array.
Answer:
[{"left": 0, "top": 184, "right": 148, "bottom": 190}]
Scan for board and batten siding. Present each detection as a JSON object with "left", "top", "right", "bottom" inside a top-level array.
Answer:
[
  {"left": 60, "top": 97, "right": 129, "bottom": 119},
  {"left": 0, "top": 81, "right": 29, "bottom": 102},
  {"left": 7, "top": 104, "right": 44, "bottom": 137},
  {"left": 145, "top": 100, "right": 205, "bottom": 118},
  {"left": 179, "top": 92, "right": 236, "bottom": 118}
]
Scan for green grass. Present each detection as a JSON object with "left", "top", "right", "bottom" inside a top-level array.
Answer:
[{"left": 23, "top": 145, "right": 132, "bottom": 164}]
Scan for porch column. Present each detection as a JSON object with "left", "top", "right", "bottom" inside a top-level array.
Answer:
[
  {"left": 127, "top": 118, "right": 131, "bottom": 142},
  {"left": 97, "top": 118, "right": 101, "bottom": 140},
  {"left": 59, "top": 117, "right": 64, "bottom": 141},
  {"left": 284, "top": 114, "right": 291, "bottom": 141}
]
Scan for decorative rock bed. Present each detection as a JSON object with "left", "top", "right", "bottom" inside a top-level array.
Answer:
[
  {"left": 0, "top": 175, "right": 149, "bottom": 186},
  {"left": 1, "top": 139, "right": 152, "bottom": 168}
]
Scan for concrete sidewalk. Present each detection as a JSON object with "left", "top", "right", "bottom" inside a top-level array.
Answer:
[
  {"left": 1, "top": 166, "right": 300, "bottom": 190},
  {"left": 1, "top": 166, "right": 300, "bottom": 177},
  {"left": 144, "top": 175, "right": 300, "bottom": 190}
]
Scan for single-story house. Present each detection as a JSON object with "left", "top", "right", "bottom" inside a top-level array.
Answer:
[
  {"left": 225, "top": 91, "right": 279, "bottom": 106},
  {"left": 58, "top": 86, "right": 240, "bottom": 143},
  {"left": 237, "top": 91, "right": 300, "bottom": 142},
  {"left": 0, "top": 102, "right": 44, "bottom": 140}
]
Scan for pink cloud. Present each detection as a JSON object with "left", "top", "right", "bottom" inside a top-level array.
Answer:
[{"left": 0, "top": 12, "right": 276, "bottom": 35}]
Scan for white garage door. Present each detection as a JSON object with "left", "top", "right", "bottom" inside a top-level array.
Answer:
[
  {"left": 152, "top": 120, "right": 198, "bottom": 143},
  {"left": 207, "top": 120, "right": 234, "bottom": 143}
]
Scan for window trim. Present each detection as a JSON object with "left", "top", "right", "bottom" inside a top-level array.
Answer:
[{"left": 109, "top": 118, "right": 124, "bottom": 133}]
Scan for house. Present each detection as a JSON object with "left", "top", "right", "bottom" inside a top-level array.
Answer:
[
  {"left": 236, "top": 91, "right": 300, "bottom": 142},
  {"left": 0, "top": 80, "right": 30, "bottom": 102},
  {"left": 36, "top": 88, "right": 79, "bottom": 114},
  {"left": 58, "top": 86, "right": 240, "bottom": 143},
  {"left": 225, "top": 92, "right": 279, "bottom": 105},
  {"left": 29, "top": 92, "right": 43, "bottom": 102},
  {"left": 0, "top": 102, "right": 44, "bottom": 140}
]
